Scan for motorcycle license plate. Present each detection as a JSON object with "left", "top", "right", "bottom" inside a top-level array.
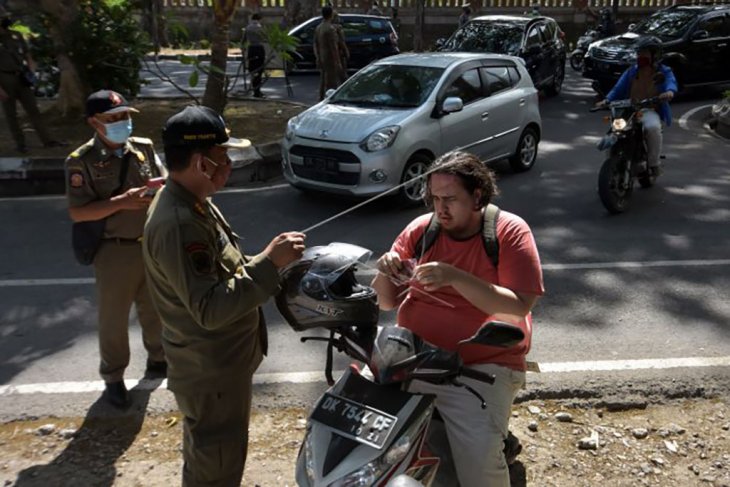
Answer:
[{"left": 310, "top": 392, "right": 398, "bottom": 449}]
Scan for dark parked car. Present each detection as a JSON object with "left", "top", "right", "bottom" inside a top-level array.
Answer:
[
  {"left": 287, "top": 14, "right": 399, "bottom": 72},
  {"left": 583, "top": 4, "right": 730, "bottom": 95},
  {"left": 438, "top": 15, "right": 566, "bottom": 96}
]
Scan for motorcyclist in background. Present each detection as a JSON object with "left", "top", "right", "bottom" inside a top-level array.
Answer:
[{"left": 594, "top": 36, "right": 678, "bottom": 177}]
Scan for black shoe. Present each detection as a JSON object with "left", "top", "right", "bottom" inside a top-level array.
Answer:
[
  {"left": 649, "top": 166, "right": 663, "bottom": 177},
  {"left": 103, "top": 381, "right": 130, "bottom": 409},
  {"left": 253, "top": 91, "right": 265, "bottom": 98},
  {"left": 145, "top": 359, "right": 167, "bottom": 378},
  {"left": 503, "top": 431, "right": 523, "bottom": 465}
]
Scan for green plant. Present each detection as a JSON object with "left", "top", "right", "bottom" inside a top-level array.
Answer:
[
  {"left": 167, "top": 19, "right": 190, "bottom": 48},
  {"left": 723, "top": 90, "right": 730, "bottom": 101},
  {"left": 69, "top": 0, "right": 151, "bottom": 96},
  {"left": 199, "top": 38, "right": 211, "bottom": 50}
]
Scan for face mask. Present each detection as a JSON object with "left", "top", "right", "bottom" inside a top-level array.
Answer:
[
  {"left": 637, "top": 55, "right": 651, "bottom": 68},
  {"left": 103, "top": 118, "right": 133, "bottom": 144},
  {"left": 1, "top": 18, "right": 11, "bottom": 29}
]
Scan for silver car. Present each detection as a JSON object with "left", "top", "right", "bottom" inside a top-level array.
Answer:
[{"left": 282, "top": 52, "right": 541, "bottom": 205}]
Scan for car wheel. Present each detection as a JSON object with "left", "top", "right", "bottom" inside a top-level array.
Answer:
[
  {"left": 508, "top": 127, "right": 539, "bottom": 173},
  {"left": 397, "top": 154, "right": 432, "bottom": 206},
  {"left": 545, "top": 63, "right": 564, "bottom": 97}
]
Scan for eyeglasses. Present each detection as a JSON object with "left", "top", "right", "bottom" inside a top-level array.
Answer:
[{"left": 203, "top": 154, "right": 232, "bottom": 168}]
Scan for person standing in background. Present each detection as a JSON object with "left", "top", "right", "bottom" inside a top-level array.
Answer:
[
  {"left": 243, "top": 13, "right": 266, "bottom": 98},
  {"left": 313, "top": 5, "right": 342, "bottom": 100}
]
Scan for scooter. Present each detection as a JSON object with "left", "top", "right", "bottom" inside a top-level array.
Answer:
[
  {"left": 295, "top": 321, "right": 525, "bottom": 486},
  {"left": 570, "top": 29, "right": 600, "bottom": 72},
  {"left": 590, "top": 96, "right": 663, "bottom": 214}
]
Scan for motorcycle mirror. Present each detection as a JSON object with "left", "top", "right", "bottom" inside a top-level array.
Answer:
[{"left": 459, "top": 321, "right": 525, "bottom": 348}]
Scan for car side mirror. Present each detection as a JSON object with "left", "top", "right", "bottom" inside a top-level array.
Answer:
[
  {"left": 325, "top": 88, "right": 336, "bottom": 98},
  {"left": 442, "top": 96, "right": 463, "bottom": 113},
  {"left": 691, "top": 30, "right": 709, "bottom": 41}
]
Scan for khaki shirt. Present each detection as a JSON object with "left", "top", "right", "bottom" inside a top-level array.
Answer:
[
  {"left": 142, "top": 179, "right": 280, "bottom": 393},
  {"left": 314, "top": 20, "right": 340, "bottom": 68},
  {"left": 65, "top": 136, "right": 164, "bottom": 239},
  {"left": 0, "top": 31, "right": 27, "bottom": 74}
]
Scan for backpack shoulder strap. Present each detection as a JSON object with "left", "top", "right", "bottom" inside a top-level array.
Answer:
[
  {"left": 481, "top": 203, "right": 500, "bottom": 268},
  {"left": 414, "top": 213, "right": 440, "bottom": 260}
]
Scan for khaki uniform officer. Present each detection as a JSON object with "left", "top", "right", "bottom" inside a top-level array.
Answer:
[
  {"left": 314, "top": 5, "right": 342, "bottom": 100},
  {"left": 143, "top": 105, "right": 305, "bottom": 487},
  {"left": 65, "top": 90, "right": 166, "bottom": 409},
  {"left": 0, "top": 6, "right": 63, "bottom": 153}
]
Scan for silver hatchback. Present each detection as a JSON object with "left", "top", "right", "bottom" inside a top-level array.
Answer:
[{"left": 282, "top": 52, "right": 541, "bottom": 204}]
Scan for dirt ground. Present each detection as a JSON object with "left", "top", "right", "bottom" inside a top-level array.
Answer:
[
  {"left": 0, "top": 98, "right": 305, "bottom": 158},
  {"left": 0, "top": 398, "right": 728, "bottom": 487}
]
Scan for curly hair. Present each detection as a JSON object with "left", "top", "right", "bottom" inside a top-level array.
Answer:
[{"left": 423, "top": 151, "right": 499, "bottom": 208}]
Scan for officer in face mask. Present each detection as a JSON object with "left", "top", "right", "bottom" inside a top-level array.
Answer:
[{"left": 65, "top": 89, "right": 168, "bottom": 409}]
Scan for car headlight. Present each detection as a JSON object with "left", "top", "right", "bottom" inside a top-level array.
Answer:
[
  {"left": 360, "top": 126, "right": 400, "bottom": 152},
  {"left": 612, "top": 118, "right": 627, "bottom": 131},
  {"left": 286, "top": 117, "right": 300, "bottom": 141}
]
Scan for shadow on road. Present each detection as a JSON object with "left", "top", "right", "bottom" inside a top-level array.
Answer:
[{"left": 13, "top": 379, "right": 163, "bottom": 487}]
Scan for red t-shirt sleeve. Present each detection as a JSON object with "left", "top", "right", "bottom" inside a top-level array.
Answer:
[{"left": 496, "top": 212, "right": 545, "bottom": 296}]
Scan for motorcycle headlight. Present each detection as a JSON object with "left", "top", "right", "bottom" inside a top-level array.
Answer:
[
  {"left": 286, "top": 116, "right": 300, "bottom": 141},
  {"left": 612, "top": 118, "right": 627, "bottom": 131},
  {"left": 360, "top": 126, "right": 400, "bottom": 152},
  {"left": 329, "top": 462, "right": 382, "bottom": 487}
]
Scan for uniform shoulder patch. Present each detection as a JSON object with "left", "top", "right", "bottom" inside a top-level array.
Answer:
[
  {"left": 129, "top": 136, "right": 153, "bottom": 145},
  {"left": 185, "top": 242, "right": 215, "bottom": 276},
  {"left": 66, "top": 140, "right": 94, "bottom": 162},
  {"left": 69, "top": 172, "right": 85, "bottom": 188}
]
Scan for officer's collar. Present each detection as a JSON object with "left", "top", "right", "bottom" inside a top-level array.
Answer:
[
  {"left": 92, "top": 134, "right": 129, "bottom": 161},
  {"left": 166, "top": 179, "right": 210, "bottom": 218}
]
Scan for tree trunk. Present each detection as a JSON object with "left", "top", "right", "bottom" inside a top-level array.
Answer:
[
  {"left": 414, "top": 0, "right": 425, "bottom": 52},
  {"left": 202, "top": 0, "right": 238, "bottom": 114},
  {"left": 36, "top": 0, "right": 87, "bottom": 118}
]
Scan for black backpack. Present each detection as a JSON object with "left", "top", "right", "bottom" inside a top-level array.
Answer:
[{"left": 414, "top": 204, "right": 501, "bottom": 268}]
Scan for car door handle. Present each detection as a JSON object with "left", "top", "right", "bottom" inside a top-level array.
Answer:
[
  {"left": 481, "top": 111, "right": 489, "bottom": 119},
  {"left": 519, "top": 98, "right": 526, "bottom": 106}
]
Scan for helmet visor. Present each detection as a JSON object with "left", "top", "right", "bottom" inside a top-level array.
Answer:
[{"left": 301, "top": 242, "right": 373, "bottom": 285}]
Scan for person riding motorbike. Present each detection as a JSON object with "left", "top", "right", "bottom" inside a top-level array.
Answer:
[{"left": 594, "top": 36, "right": 677, "bottom": 177}]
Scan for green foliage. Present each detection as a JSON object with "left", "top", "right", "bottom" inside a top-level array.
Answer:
[
  {"left": 167, "top": 19, "right": 191, "bottom": 49},
  {"left": 199, "top": 39, "right": 211, "bottom": 50},
  {"left": 263, "top": 24, "right": 299, "bottom": 64},
  {"left": 724, "top": 90, "right": 730, "bottom": 101},
  {"left": 68, "top": 0, "right": 151, "bottom": 96}
]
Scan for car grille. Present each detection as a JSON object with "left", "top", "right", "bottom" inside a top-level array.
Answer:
[
  {"left": 289, "top": 146, "right": 360, "bottom": 185},
  {"left": 592, "top": 48, "right": 623, "bottom": 61}
]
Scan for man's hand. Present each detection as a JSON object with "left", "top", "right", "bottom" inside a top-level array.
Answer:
[
  {"left": 265, "top": 232, "right": 306, "bottom": 268},
  {"left": 376, "top": 251, "right": 409, "bottom": 282},
  {"left": 112, "top": 186, "right": 153, "bottom": 211},
  {"left": 413, "top": 262, "right": 456, "bottom": 292},
  {"left": 658, "top": 91, "right": 674, "bottom": 102}
]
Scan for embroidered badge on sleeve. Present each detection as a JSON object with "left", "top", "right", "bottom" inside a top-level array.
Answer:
[
  {"left": 185, "top": 242, "right": 214, "bottom": 276},
  {"left": 69, "top": 172, "right": 84, "bottom": 188}
]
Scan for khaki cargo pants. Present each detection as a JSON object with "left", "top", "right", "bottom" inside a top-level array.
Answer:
[
  {"left": 175, "top": 382, "right": 254, "bottom": 487},
  {"left": 93, "top": 240, "right": 164, "bottom": 383}
]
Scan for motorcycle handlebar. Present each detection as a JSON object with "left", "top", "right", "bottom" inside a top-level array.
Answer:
[{"left": 460, "top": 367, "right": 496, "bottom": 384}]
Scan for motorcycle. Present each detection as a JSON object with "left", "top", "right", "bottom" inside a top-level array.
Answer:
[
  {"left": 570, "top": 29, "right": 600, "bottom": 72},
  {"left": 295, "top": 321, "right": 525, "bottom": 486},
  {"left": 590, "top": 97, "right": 662, "bottom": 214}
]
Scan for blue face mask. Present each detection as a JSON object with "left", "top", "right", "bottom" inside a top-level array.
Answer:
[{"left": 104, "top": 118, "right": 133, "bottom": 144}]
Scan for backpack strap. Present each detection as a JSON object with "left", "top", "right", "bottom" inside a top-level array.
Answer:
[
  {"left": 413, "top": 203, "right": 501, "bottom": 268},
  {"left": 481, "top": 203, "right": 500, "bottom": 268}
]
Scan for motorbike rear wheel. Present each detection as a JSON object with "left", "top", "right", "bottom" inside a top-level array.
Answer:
[
  {"left": 570, "top": 52, "right": 584, "bottom": 72},
  {"left": 598, "top": 156, "right": 633, "bottom": 214}
]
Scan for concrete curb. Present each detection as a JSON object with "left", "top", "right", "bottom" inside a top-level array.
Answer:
[{"left": 0, "top": 142, "right": 284, "bottom": 197}]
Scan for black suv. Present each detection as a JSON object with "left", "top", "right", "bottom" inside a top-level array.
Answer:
[
  {"left": 438, "top": 15, "right": 567, "bottom": 96},
  {"left": 288, "top": 15, "right": 399, "bottom": 72},
  {"left": 583, "top": 5, "right": 730, "bottom": 95}
]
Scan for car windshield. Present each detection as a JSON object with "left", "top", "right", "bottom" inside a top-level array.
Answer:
[
  {"left": 631, "top": 10, "right": 697, "bottom": 39},
  {"left": 330, "top": 64, "right": 444, "bottom": 108},
  {"left": 443, "top": 21, "right": 524, "bottom": 55}
]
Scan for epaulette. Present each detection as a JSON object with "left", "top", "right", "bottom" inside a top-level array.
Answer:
[
  {"left": 66, "top": 139, "right": 94, "bottom": 162},
  {"left": 129, "top": 136, "right": 154, "bottom": 145}
]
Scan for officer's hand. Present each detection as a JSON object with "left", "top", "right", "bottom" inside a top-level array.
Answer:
[
  {"left": 265, "top": 232, "right": 306, "bottom": 268},
  {"left": 376, "top": 251, "right": 407, "bottom": 282},
  {"left": 114, "top": 186, "right": 153, "bottom": 210},
  {"left": 594, "top": 99, "right": 608, "bottom": 109},
  {"left": 414, "top": 262, "right": 456, "bottom": 292},
  {"left": 658, "top": 91, "right": 674, "bottom": 102}
]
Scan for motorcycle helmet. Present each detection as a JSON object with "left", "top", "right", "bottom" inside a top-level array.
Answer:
[
  {"left": 635, "top": 36, "right": 663, "bottom": 61},
  {"left": 275, "top": 242, "right": 379, "bottom": 332},
  {"left": 369, "top": 326, "right": 422, "bottom": 384}
]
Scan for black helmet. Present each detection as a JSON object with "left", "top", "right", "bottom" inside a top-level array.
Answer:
[
  {"left": 275, "top": 243, "right": 378, "bottom": 332},
  {"left": 635, "top": 36, "right": 662, "bottom": 59}
]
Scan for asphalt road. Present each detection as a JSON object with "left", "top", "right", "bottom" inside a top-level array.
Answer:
[{"left": 1, "top": 69, "right": 729, "bottom": 416}]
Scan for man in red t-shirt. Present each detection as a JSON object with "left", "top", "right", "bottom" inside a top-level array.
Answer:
[{"left": 372, "top": 151, "right": 544, "bottom": 487}]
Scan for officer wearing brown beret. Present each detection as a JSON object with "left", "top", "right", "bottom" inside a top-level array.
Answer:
[
  {"left": 65, "top": 89, "right": 167, "bottom": 408},
  {"left": 0, "top": 6, "right": 64, "bottom": 153},
  {"left": 142, "top": 105, "right": 305, "bottom": 486}
]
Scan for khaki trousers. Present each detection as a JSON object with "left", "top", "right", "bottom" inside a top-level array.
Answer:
[
  {"left": 93, "top": 240, "right": 164, "bottom": 383},
  {"left": 0, "top": 72, "right": 52, "bottom": 148},
  {"left": 175, "top": 380, "right": 254, "bottom": 487}
]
